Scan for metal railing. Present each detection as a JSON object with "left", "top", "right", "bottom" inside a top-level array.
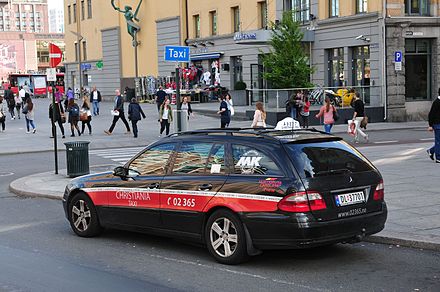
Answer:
[{"left": 246, "top": 85, "right": 383, "bottom": 110}]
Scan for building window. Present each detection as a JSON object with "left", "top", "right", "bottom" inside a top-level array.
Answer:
[
  {"left": 68, "top": 5, "right": 71, "bottom": 24},
  {"left": 87, "top": 0, "right": 92, "bottom": 19},
  {"left": 231, "top": 56, "right": 243, "bottom": 88},
  {"left": 327, "top": 48, "right": 344, "bottom": 87},
  {"left": 287, "top": 0, "right": 310, "bottom": 24},
  {"left": 75, "top": 42, "right": 79, "bottom": 62},
  {"left": 36, "top": 12, "right": 40, "bottom": 18},
  {"left": 209, "top": 10, "right": 217, "bottom": 35},
  {"left": 258, "top": 1, "right": 268, "bottom": 29},
  {"left": 232, "top": 6, "right": 240, "bottom": 33},
  {"left": 405, "top": 39, "right": 431, "bottom": 100},
  {"left": 73, "top": 3, "right": 76, "bottom": 23},
  {"left": 193, "top": 14, "right": 200, "bottom": 38},
  {"left": 356, "top": 0, "right": 368, "bottom": 13},
  {"left": 82, "top": 41, "right": 87, "bottom": 61},
  {"left": 329, "top": 0, "right": 339, "bottom": 17},
  {"left": 81, "top": 0, "right": 85, "bottom": 20},
  {"left": 352, "top": 46, "right": 370, "bottom": 104},
  {"left": 405, "top": 0, "right": 429, "bottom": 16}
]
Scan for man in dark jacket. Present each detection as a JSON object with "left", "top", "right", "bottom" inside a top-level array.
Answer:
[
  {"left": 4, "top": 86, "right": 15, "bottom": 119},
  {"left": 104, "top": 89, "right": 131, "bottom": 135},
  {"left": 128, "top": 98, "right": 146, "bottom": 138},
  {"left": 427, "top": 88, "right": 440, "bottom": 163},
  {"left": 155, "top": 86, "right": 167, "bottom": 112}
]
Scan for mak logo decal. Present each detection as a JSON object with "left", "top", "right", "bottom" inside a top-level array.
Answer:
[{"left": 236, "top": 150, "right": 262, "bottom": 174}]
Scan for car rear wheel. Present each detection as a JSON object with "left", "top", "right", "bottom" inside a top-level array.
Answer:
[
  {"left": 68, "top": 192, "right": 102, "bottom": 237},
  {"left": 205, "top": 209, "right": 248, "bottom": 265}
]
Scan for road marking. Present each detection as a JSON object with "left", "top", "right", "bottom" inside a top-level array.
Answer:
[
  {"left": 90, "top": 147, "right": 144, "bottom": 164},
  {"left": 420, "top": 138, "right": 434, "bottom": 141},
  {"left": 373, "top": 140, "right": 399, "bottom": 144},
  {"left": 0, "top": 222, "right": 44, "bottom": 233}
]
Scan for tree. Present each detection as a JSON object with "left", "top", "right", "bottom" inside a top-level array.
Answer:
[{"left": 261, "top": 11, "right": 314, "bottom": 89}]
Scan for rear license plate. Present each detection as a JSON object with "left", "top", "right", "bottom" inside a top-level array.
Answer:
[{"left": 335, "top": 191, "right": 365, "bottom": 207}]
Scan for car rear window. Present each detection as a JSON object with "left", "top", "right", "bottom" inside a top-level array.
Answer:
[{"left": 285, "top": 141, "right": 375, "bottom": 179}]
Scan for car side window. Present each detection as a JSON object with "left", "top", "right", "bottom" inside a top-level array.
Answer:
[
  {"left": 172, "top": 142, "right": 213, "bottom": 175},
  {"left": 206, "top": 144, "right": 226, "bottom": 175},
  {"left": 129, "top": 143, "right": 175, "bottom": 176},
  {"left": 232, "top": 144, "right": 283, "bottom": 176}
]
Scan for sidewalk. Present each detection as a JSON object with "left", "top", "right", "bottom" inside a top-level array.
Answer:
[{"left": 9, "top": 142, "right": 440, "bottom": 253}]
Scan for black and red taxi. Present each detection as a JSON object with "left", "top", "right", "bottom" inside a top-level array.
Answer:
[{"left": 63, "top": 128, "right": 387, "bottom": 264}]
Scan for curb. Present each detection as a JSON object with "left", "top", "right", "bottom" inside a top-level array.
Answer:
[
  {"left": 9, "top": 179, "right": 63, "bottom": 200},
  {"left": 365, "top": 235, "right": 440, "bottom": 252}
]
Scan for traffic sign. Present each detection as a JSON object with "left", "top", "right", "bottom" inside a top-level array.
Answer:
[
  {"left": 164, "top": 46, "right": 190, "bottom": 62},
  {"left": 394, "top": 51, "right": 402, "bottom": 63},
  {"left": 46, "top": 68, "right": 56, "bottom": 81},
  {"left": 49, "top": 43, "right": 63, "bottom": 68}
]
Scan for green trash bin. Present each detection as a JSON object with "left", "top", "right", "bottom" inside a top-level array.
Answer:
[{"left": 64, "top": 141, "right": 90, "bottom": 178}]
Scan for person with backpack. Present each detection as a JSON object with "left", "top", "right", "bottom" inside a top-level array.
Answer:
[
  {"left": 128, "top": 98, "right": 146, "bottom": 138},
  {"left": 67, "top": 98, "right": 81, "bottom": 137},
  {"left": 23, "top": 98, "right": 36, "bottom": 133}
]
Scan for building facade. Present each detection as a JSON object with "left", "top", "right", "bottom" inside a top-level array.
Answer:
[
  {"left": 49, "top": 7, "right": 64, "bottom": 33},
  {"left": 0, "top": 0, "right": 64, "bottom": 81}
]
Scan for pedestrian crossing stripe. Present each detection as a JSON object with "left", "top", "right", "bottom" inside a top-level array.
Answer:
[{"left": 90, "top": 147, "right": 145, "bottom": 164}]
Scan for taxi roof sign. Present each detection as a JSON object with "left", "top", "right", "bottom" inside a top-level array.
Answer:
[{"left": 275, "top": 117, "right": 301, "bottom": 131}]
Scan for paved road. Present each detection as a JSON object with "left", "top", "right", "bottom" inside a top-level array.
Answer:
[{"left": 1, "top": 151, "right": 440, "bottom": 291}]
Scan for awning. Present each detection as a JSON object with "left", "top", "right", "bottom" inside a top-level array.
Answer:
[{"left": 190, "top": 52, "right": 223, "bottom": 61}]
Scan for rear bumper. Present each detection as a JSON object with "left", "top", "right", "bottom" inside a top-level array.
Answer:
[{"left": 241, "top": 202, "right": 387, "bottom": 249}]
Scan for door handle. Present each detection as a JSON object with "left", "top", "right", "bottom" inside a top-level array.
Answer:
[
  {"left": 147, "top": 182, "right": 160, "bottom": 189},
  {"left": 198, "top": 183, "right": 213, "bottom": 191}
]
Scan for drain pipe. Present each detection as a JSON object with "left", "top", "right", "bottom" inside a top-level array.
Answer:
[{"left": 382, "top": 0, "right": 388, "bottom": 121}]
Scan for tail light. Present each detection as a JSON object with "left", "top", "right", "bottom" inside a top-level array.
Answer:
[
  {"left": 373, "top": 181, "right": 384, "bottom": 201},
  {"left": 278, "top": 191, "right": 326, "bottom": 212}
]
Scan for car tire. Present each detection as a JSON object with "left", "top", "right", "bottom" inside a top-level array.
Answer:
[
  {"left": 205, "top": 209, "right": 249, "bottom": 265},
  {"left": 68, "top": 192, "right": 102, "bottom": 237}
]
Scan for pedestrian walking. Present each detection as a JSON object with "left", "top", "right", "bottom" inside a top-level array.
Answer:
[
  {"left": 287, "top": 91, "right": 302, "bottom": 120},
  {"left": 0, "top": 96, "right": 6, "bottom": 132},
  {"left": 315, "top": 96, "right": 336, "bottom": 134},
  {"left": 128, "top": 98, "right": 146, "bottom": 138},
  {"left": 14, "top": 90, "right": 22, "bottom": 119},
  {"left": 90, "top": 86, "right": 102, "bottom": 116},
  {"left": 427, "top": 88, "right": 440, "bottom": 163},
  {"left": 65, "top": 87, "right": 74, "bottom": 109},
  {"left": 299, "top": 94, "right": 311, "bottom": 128},
  {"left": 5, "top": 86, "right": 15, "bottom": 120},
  {"left": 19, "top": 85, "right": 26, "bottom": 109},
  {"left": 217, "top": 95, "right": 230, "bottom": 128},
  {"left": 155, "top": 86, "right": 167, "bottom": 112},
  {"left": 81, "top": 97, "right": 92, "bottom": 135},
  {"left": 104, "top": 89, "right": 131, "bottom": 135},
  {"left": 351, "top": 92, "right": 368, "bottom": 143},
  {"left": 49, "top": 100, "right": 66, "bottom": 139},
  {"left": 23, "top": 98, "right": 36, "bottom": 133},
  {"left": 251, "top": 101, "right": 267, "bottom": 128},
  {"left": 67, "top": 98, "right": 81, "bottom": 137},
  {"left": 159, "top": 98, "right": 173, "bottom": 137},
  {"left": 225, "top": 93, "right": 234, "bottom": 119},
  {"left": 181, "top": 96, "right": 193, "bottom": 120}
]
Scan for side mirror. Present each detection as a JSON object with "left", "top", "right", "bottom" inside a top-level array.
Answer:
[
  {"left": 113, "top": 166, "right": 128, "bottom": 177},
  {"left": 127, "top": 169, "right": 141, "bottom": 178}
]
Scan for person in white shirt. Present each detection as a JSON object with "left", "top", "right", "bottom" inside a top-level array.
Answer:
[
  {"left": 159, "top": 98, "right": 173, "bottom": 137},
  {"left": 251, "top": 102, "right": 267, "bottom": 128},
  {"left": 16, "top": 86, "right": 25, "bottom": 118},
  {"left": 89, "top": 86, "right": 102, "bottom": 116}
]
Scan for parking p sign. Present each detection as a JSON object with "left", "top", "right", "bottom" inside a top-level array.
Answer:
[{"left": 394, "top": 51, "right": 402, "bottom": 63}]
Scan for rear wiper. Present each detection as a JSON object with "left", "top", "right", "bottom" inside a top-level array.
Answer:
[{"left": 315, "top": 168, "right": 352, "bottom": 176}]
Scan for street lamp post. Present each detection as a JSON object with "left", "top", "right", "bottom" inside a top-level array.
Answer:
[{"left": 76, "top": 0, "right": 82, "bottom": 97}]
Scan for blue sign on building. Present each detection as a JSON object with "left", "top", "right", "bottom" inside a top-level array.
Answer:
[
  {"left": 81, "top": 63, "right": 92, "bottom": 70},
  {"left": 394, "top": 51, "right": 402, "bottom": 63},
  {"left": 164, "top": 46, "right": 190, "bottom": 63}
]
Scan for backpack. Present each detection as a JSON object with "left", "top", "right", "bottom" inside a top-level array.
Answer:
[{"left": 70, "top": 104, "right": 80, "bottom": 117}]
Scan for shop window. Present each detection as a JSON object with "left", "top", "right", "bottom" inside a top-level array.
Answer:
[
  {"left": 231, "top": 56, "right": 243, "bottom": 89},
  {"left": 329, "top": 0, "right": 339, "bottom": 17},
  {"left": 193, "top": 14, "right": 200, "bottom": 38},
  {"left": 87, "top": 0, "right": 92, "bottom": 19},
  {"left": 405, "top": 0, "right": 430, "bottom": 16},
  {"left": 327, "top": 48, "right": 344, "bottom": 87},
  {"left": 352, "top": 46, "right": 370, "bottom": 104},
  {"left": 232, "top": 6, "right": 240, "bottom": 33},
  {"left": 356, "top": 0, "right": 368, "bottom": 14},
  {"left": 258, "top": 1, "right": 268, "bottom": 29},
  {"left": 405, "top": 39, "right": 431, "bottom": 101},
  {"left": 209, "top": 11, "right": 217, "bottom": 35}
]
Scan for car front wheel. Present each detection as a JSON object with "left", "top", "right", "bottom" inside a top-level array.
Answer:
[
  {"left": 205, "top": 209, "right": 249, "bottom": 265},
  {"left": 68, "top": 192, "right": 102, "bottom": 237}
]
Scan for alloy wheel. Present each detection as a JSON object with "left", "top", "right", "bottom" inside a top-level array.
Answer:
[
  {"left": 71, "top": 199, "right": 92, "bottom": 232},
  {"left": 209, "top": 217, "right": 238, "bottom": 258}
]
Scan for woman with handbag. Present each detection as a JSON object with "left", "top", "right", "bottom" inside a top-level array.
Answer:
[
  {"left": 23, "top": 98, "right": 36, "bottom": 133},
  {"left": 159, "top": 98, "right": 173, "bottom": 137},
  {"left": 0, "top": 96, "right": 6, "bottom": 132},
  {"left": 315, "top": 97, "right": 336, "bottom": 133},
  {"left": 80, "top": 98, "right": 92, "bottom": 135},
  {"left": 67, "top": 98, "right": 81, "bottom": 137}
]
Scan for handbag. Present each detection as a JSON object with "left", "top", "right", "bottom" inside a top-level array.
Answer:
[
  {"left": 79, "top": 111, "right": 88, "bottom": 121},
  {"left": 22, "top": 105, "right": 28, "bottom": 115},
  {"left": 332, "top": 106, "right": 339, "bottom": 122},
  {"left": 347, "top": 120, "right": 356, "bottom": 136},
  {"left": 360, "top": 116, "right": 368, "bottom": 129},
  {"left": 111, "top": 110, "right": 119, "bottom": 116},
  {"left": 60, "top": 112, "right": 66, "bottom": 123}
]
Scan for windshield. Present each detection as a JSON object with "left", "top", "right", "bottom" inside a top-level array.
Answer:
[{"left": 285, "top": 141, "right": 375, "bottom": 179}]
